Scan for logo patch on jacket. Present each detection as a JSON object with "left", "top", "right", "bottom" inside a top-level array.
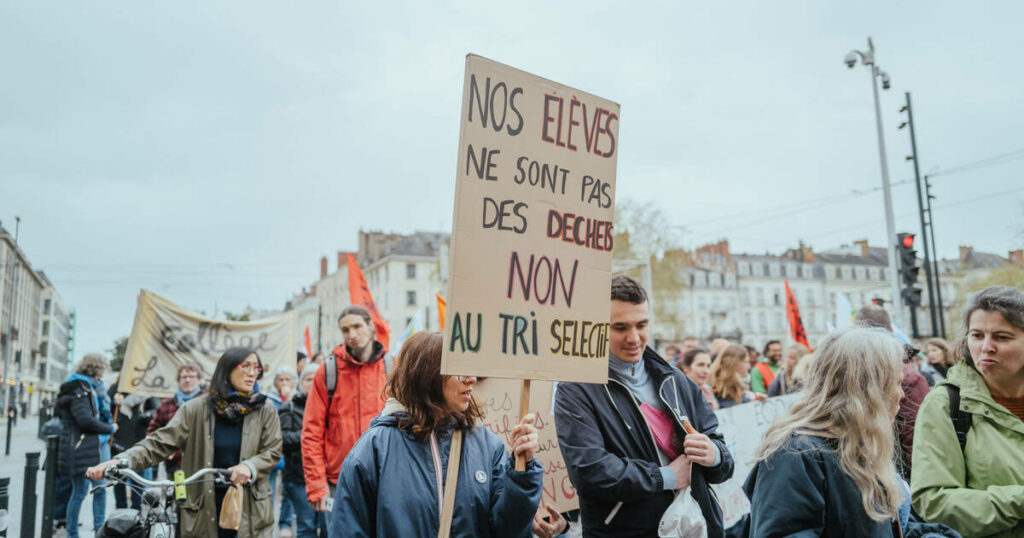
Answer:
[{"left": 474, "top": 470, "right": 487, "bottom": 484}]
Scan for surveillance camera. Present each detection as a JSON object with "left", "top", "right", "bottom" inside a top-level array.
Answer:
[
  {"left": 844, "top": 52, "right": 858, "bottom": 68},
  {"left": 881, "top": 72, "right": 891, "bottom": 90}
]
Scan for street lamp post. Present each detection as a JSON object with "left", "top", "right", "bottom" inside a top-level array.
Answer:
[{"left": 845, "top": 38, "right": 905, "bottom": 330}]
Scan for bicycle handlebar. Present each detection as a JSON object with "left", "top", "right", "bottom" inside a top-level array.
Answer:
[{"left": 105, "top": 465, "right": 233, "bottom": 488}]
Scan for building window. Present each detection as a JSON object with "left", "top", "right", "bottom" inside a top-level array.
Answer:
[
  {"left": 755, "top": 288, "right": 765, "bottom": 306},
  {"left": 697, "top": 296, "right": 706, "bottom": 310},
  {"left": 741, "top": 289, "right": 750, "bottom": 306},
  {"left": 774, "top": 292, "right": 781, "bottom": 306},
  {"left": 43, "top": 299, "right": 51, "bottom": 315},
  {"left": 40, "top": 342, "right": 48, "bottom": 357},
  {"left": 406, "top": 291, "right": 416, "bottom": 306},
  {"left": 406, "top": 263, "right": 416, "bottom": 279},
  {"left": 758, "top": 313, "right": 767, "bottom": 333},
  {"left": 743, "top": 313, "right": 752, "bottom": 332},
  {"left": 41, "top": 321, "right": 49, "bottom": 336}
]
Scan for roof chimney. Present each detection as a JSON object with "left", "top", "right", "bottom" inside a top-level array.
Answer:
[
  {"left": 320, "top": 256, "right": 328, "bottom": 278},
  {"left": 1009, "top": 249, "right": 1024, "bottom": 266},
  {"left": 959, "top": 246, "right": 973, "bottom": 263},
  {"left": 338, "top": 251, "right": 346, "bottom": 271},
  {"left": 854, "top": 239, "right": 869, "bottom": 258}
]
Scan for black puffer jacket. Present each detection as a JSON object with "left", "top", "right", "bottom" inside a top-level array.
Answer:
[
  {"left": 279, "top": 392, "right": 308, "bottom": 484},
  {"left": 554, "top": 348, "right": 734, "bottom": 537},
  {"left": 56, "top": 378, "right": 115, "bottom": 475}
]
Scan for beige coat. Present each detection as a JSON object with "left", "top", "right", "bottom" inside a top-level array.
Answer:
[{"left": 121, "top": 394, "right": 282, "bottom": 537}]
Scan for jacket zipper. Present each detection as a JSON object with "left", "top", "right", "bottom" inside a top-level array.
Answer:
[{"left": 604, "top": 378, "right": 663, "bottom": 526}]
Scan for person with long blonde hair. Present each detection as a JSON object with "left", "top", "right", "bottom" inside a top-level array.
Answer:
[
  {"left": 743, "top": 327, "right": 907, "bottom": 537},
  {"left": 709, "top": 344, "right": 753, "bottom": 408}
]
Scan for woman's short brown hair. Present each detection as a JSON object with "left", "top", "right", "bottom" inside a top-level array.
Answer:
[
  {"left": 386, "top": 332, "right": 483, "bottom": 441},
  {"left": 76, "top": 353, "right": 109, "bottom": 378}
]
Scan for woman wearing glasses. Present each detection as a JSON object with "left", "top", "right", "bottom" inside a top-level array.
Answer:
[
  {"left": 87, "top": 347, "right": 283, "bottom": 538},
  {"left": 331, "top": 331, "right": 544, "bottom": 537}
]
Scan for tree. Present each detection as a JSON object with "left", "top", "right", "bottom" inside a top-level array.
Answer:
[
  {"left": 949, "top": 264, "right": 1024, "bottom": 327},
  {"left": 612, "top": 199, "right": 684, "bottom": 261},
  {"left": 612, "top": 198, "right": 691, "bottom": 341},
  {"left": 224, "top": 311, "right": 251, "bottom": 322},
  {"left": 108, "top": 336, "right": 128, "bottom": 372}
]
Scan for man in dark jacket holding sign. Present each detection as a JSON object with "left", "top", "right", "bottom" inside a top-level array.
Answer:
[{"left": 554, "top": 276, "right": 734, "bottom": 537}]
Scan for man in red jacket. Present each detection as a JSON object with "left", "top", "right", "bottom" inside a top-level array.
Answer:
[{"left": 301, "top": 305, "right": 388, "bottom": 512}]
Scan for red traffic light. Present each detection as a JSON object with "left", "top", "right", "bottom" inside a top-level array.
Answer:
[{"left": 899, "top": 233, "right": 915, "bottom": 249}]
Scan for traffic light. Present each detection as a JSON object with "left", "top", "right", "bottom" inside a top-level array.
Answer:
[{"left": 896, "top": 233, "right": 922, "bottom": 306}]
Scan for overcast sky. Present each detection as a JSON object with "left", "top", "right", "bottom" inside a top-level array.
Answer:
[{"left": 2, "top": 1, "right": 1022, "bottom": 360}]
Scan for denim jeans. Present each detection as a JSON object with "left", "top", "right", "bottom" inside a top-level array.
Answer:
[
  {"left": 282, "top": 481, "right": 325, "bottom": 538},
  {"left": 269, "top": 468, "right": 294, "bottom": 528},
  {"left": 66, "top": 473, "right": 105, "bottom": 538},
  {"left": 55, "top": 474, "right": 72, "bottom": 525}
]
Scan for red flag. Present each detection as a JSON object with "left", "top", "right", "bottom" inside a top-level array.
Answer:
[
  {"left": 346, "top": 253, "right": 390, "bottom": 350},
  {"left": 436, "top": 293, "right": 446, "bottom": 330},
  {"left": 303, "top": 327, "right": 312, "bottom": 358},
  {"left": 784, "top": 280, "right": 812, "bottom": 352}
]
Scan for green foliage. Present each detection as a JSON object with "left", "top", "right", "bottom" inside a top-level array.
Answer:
[
  {"left": 107, "top": 336, "right": 128, "bottom": 372},
  {"left": 224, "top": 311, "right": 251, "bottom": 322},
  {"left": 949, "top": 264, "right": 1024, "bottom": 326}
]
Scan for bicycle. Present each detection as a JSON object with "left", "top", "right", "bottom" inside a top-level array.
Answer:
[{"left": 91, "top": 459, "right": 233, "bottom": 538}]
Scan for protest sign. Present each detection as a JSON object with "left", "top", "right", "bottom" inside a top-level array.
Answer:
[
  {"left": 442, "top": 54, "right": 619, "bottom": 385},
  {"left": 118, "top": 289, "right": 297, "bottom": 398},
  {"left": 710, "top": 394, "right": 799, "bottom": 528},
  {"left": 475, "top": 378, "right": 577, "bottom": 513}
]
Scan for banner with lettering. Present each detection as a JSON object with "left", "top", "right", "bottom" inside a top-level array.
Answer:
[
  {"left": 118, "top": 289, "right": 297, "bottom": 398},
  {"left": 710, "top": 394, "right": 799, "bottom": 528},
  {"left": 442, "top": 54, "right": 618, "bottom": 384},
  {"left": 475, "top": 378, "right": 577, "bottom": 513}
]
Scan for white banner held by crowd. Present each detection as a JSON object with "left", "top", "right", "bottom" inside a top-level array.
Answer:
[
  {"left": 118, "top": 289, "right": 297, "bottom": 398},
  {"left": 711, "top": 394, "right": 798, "bottom": 528}
]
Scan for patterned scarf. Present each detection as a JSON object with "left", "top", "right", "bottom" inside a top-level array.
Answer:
[{"left": 209, "top": 381, "right": 266, "bottom": 423}]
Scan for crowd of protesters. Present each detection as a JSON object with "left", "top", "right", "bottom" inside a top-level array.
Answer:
[{"left": 38, "top": 279, "right": 1022, "bottom": 537}]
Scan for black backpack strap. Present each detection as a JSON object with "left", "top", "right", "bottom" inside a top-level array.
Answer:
[
  {"left": 945, "top": 384, "right": 972, "bottom": 454},
  {"left": 324, "top": 353, "right": 337, "bottom": 431}
]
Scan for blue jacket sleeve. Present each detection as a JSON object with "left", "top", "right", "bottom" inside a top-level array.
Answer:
[
  {"left": 487, "top": 438, "right": 544, "bottom": 538},
  {"left": 553, "top": 382, "right": 665, "bottom": 502},
  {"left": 743, "top": 446, "right": 826, "bottom": 538},
  {"left": 330, "top": 439, "right": 378, "bottom": 538}
]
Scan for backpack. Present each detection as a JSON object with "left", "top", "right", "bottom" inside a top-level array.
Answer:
[
  {"left": 323, "top": 351, "right": 393, "bottom": 429},
  {"left": 944, "top": 384, "right": 973, "bottom": 454}
]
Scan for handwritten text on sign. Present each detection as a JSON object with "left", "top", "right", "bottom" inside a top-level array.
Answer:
[
  {"left": 119, "top": 289, "right": 297, "bottom": 398},
  {"left": 475, "top": 378, "right": 577, "bottom": 513},
  {"left": 442, "top": 55, "right": 618, "bottom": 383}
]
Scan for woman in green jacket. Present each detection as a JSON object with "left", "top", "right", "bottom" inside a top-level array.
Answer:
[
  {"left": 911, "top": 286, "right": 1024, "bottom": 537},
  {"left": 88, "top": 347, "right": 283, "bottom": 537}
]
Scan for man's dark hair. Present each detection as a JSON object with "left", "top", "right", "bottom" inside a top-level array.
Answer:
[
  {"left": 611, "top": 275, "right": 647, "bottom": 304},
  {"left": 762, "top": 340, "right": 781, "bottom": 355},
  {"left": 338, "top": 305, "right": 373, "bottom": 325},
  {"left": 854, "top": 304, "right": 892, "bottom": 330},
  {"left": 744, "top": 344, "right": 757, "bottom": 354},
  {"left": 209, "top": 347, "right": 263, "bottom": 396}
]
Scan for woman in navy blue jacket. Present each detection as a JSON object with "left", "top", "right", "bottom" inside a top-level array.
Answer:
[{"left": 331, "top": 331, "right": 543, "bottom": 537}]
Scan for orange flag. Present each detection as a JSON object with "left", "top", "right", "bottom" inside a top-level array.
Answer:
[
  {"left": 303, "top": 327, "right": 312, "bottom": 358},
  {"left": 436, "top": 293, "right": 447, "bottom": 330},
  {"left": 346, "top": 253, "right": 390, "bottom": 350},
  {"left": 784, "top": 279, "right": 812, "bottom": 352}
]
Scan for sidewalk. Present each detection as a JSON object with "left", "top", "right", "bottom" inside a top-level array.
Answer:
[{"left": 0, "top": 412, "right": 50, "bottom": 537}]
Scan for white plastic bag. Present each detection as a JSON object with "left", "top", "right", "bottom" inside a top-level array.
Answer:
[{"left": 658, "top": 486, "right": 707, "bottom": 538}]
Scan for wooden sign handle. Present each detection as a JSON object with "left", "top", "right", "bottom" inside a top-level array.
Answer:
[{"left": 514, "top": 379, "right": 532, "bottom": 471}]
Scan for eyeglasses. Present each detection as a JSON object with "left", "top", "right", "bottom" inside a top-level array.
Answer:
[
  {"left": 236, "top": 363, "right": 263, "bottom": 374},
  {"left": 178, "top": 374, "right": 199, "bottom": 381},
  {"left": 455, "top": 375, "right": 479, "bottom": 382}
]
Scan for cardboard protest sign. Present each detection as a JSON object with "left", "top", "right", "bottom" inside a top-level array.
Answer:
[
  {"left": 475, "top": 378, "right": 577, "bottom": 512},
  {"left": 118, "top": 289, "right": 297, "bottom": 398},
  {"left": 710, "top": 395, "right": 799, "bottom": 528},
  {"left": 442, "top": 54, "right": 619, "bottom": 384}
]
